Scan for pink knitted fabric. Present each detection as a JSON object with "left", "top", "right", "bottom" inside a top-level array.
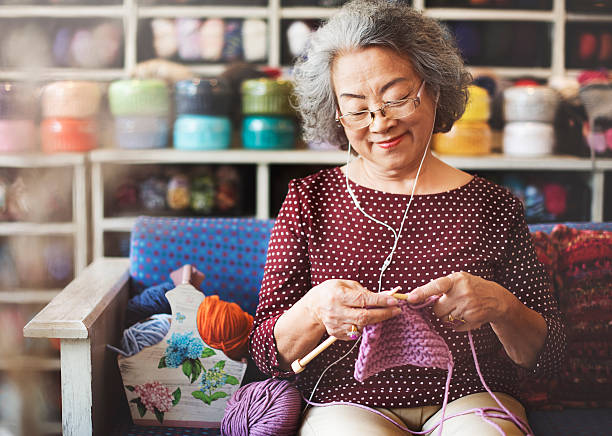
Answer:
[{"left": 355, "top": 302, "right": 453, "bottom": 382}]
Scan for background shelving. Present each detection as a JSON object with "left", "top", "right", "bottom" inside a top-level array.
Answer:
[
  {"left": 90, "top": 148, "right": 612, "bottom": 257},
  {"left": 0, "top": 153, "right": 87, "bottom": 436}
]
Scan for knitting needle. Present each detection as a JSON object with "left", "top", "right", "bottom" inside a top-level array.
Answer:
[{"left": 291, "top": 287, "right": 405, "bottom": 373}]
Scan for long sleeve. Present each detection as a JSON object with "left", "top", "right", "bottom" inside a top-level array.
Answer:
[
  {"left": 249, "top": 180, "right": 312, "bottom": 377},
  {"left": 496, "top": 198, "right": 567, "bottom": 378}
]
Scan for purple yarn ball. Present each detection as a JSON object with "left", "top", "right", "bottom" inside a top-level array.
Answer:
[{"left": 221, "top": 378, "right": 302, "bottom": 436}]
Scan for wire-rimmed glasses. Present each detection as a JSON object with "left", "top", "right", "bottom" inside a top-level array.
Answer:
[{"left": 336, "top": 80, "right": 425, "bottom": 130}]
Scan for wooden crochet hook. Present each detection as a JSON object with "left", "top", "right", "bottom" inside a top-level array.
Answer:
[{"left": 291, "top": 288, "right": 407, "bottom": 373}]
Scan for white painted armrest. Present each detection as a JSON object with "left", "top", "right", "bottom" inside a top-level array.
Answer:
[
  {"left": 23, "top": 257, "right": 131, "bottom": 436},
  {"left": 23, "top": 257, "right": 130, "bottom": 339}
]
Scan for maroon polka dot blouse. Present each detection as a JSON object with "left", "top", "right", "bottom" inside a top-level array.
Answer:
[{"left": 249, "top": 167, "right": 566, "bottom": 407}]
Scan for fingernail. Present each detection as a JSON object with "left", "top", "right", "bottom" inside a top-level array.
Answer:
[{"left": 406, "top": 293, "right": 418, "bottom": 302}]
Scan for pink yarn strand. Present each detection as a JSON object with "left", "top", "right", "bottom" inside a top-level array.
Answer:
[
  {"left": 435, "top": 362, "right": 453, "bottom": 436},
  {"left": 468, "top": 331, "right": 534, "bottom": 436}
]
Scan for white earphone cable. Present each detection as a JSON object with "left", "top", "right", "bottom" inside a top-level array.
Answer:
[
  {"left": 305, "top": 97, "right": 437, "bottom": 406},
  {"left": 345, "top": 114, "right": 433, "bottom": 292}
]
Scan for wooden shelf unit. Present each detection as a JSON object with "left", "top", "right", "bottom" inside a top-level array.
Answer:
[{"left": 90, "top": 148, "right": 612, "bottom": 258}]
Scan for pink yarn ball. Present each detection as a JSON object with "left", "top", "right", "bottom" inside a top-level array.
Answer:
[{"left": 221, "top": 378, "right": 302, "bottom": 436}]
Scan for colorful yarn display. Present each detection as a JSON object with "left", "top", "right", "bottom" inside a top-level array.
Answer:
[
  {"left": 221, "top": 378, "right": 303, "bottom": 436},
  {"left": 196, "top": 295, "right": 253, "bottom": 361},
  {"left": 125, "top": 274, "right": 253, "bottom": 362},
  {"left": 109, "top": 314, "right": 172, "bottom": 357}
]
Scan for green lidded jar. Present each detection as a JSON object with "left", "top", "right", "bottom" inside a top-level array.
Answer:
[
  {"left": 241, "top": 78, "right": 295, "bottom": 116},
  {"left": 108, "top": 79, "right": 170, "bottom": 117}
]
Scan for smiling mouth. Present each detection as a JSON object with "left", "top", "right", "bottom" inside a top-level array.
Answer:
[{"left": 374, "top": 132, "right": 406, "bottom": 148}]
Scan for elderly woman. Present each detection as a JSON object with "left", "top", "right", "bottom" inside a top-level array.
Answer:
[{"left": 249, "top": 1, "right": 565, "bottom": 435}]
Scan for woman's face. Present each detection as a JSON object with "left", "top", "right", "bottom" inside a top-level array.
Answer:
[{"left": 331, "top": 46, "right": 437, "bottom": 174}]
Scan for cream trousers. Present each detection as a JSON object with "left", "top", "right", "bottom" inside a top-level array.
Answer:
[{"left": 298, "top": 392, "right": 528, "bottom": 436}]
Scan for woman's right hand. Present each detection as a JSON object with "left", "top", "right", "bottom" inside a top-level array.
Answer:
[{"left": 304, "top": 279, "right": 402, "bottom": 340}]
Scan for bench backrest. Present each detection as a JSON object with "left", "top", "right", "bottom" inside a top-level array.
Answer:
[{"left": 129, "top": 216, "right": 275, "bottom": 316}]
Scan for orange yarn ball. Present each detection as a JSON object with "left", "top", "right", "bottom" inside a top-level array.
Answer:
[{"left": 196, "top": 294, "right": 254, "bottom": 361}]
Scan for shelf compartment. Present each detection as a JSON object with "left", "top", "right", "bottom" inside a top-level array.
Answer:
[
  {"left": 0, "top": 17, "right": 124, "bottom": 71},
  {"left": 136, "top": 16, "right": 269, "bottom": 66}
]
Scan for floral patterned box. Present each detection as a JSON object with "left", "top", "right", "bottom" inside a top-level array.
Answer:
[{"left": 117, "top": 283, "right": 247, "bottom": 428}]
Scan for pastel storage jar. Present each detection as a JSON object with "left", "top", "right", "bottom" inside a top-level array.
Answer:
[
  {"left": 108, "top": 79, "right": 170, "bottom": 116},
  {"left": 173, "top": 115, "right": 231, "bottom": 150},
  {"left": 41, "top": 118, "right": 98, "bottom": 153},
  {"left": 114, "top": 116, "right": 169, "bottom": 149},
  {"left": 0, "top": 120, "right": 36, "bottom": 152},
  {"left": 41, "top": 81, "right": 101, "bottom": 118},
  {"left": 241, "top": 79, "right": 294, "bottom": 116},
  {"left": 242, "top": 116, "right": 295, "bottom": 150},
  {"left": 432, "top": 85, "right": 491, "bottom": 156},
  {"left": 175, "top": 78, "right": 232, "bottom": 116},
  {"left": 503, "top": 122, "right": 555, "bottom": 156},
  {"left": 503, "top": 86, "right": 560, "bottom": 123},
  {"left": 433, "top": 121, "right": 492, "bottom": 156}
]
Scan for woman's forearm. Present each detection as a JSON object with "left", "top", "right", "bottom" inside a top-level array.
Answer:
[
  {"left": 273, "top": 292, "right": 327, "bottom": 371},
  {"left": 490, "top": 292, "right": 548, "bottom": 369}
]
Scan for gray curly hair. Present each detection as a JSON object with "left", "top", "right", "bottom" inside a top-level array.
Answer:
[{"left": 293, "top": 0, "right": 472, "bottom": 147}]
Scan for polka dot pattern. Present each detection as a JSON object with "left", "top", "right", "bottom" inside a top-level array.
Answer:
[
  {"left": 130, "top": 216, "right": 275, "bottom": 316},
  {"left": 250, "top": 168, "right": 565, "bottom": 407}
]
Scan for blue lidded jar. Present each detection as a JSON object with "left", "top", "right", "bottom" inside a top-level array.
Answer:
[
  {"left": 174, "top": 78, "right": 232, "bottom": 116},
  {"left": 174, "top": 114, "right": 232, "bottom": 150},
  {"left": 174, "top": 78, "right": 233, "bottom": 150},
  {"left": 114, "top": 116, "right": 169, "bottom": 149},
  {"left": 242, "top": 116, "right": 296, "bottom": 150}
]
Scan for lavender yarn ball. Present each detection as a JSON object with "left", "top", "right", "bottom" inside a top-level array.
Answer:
[{"left": 221, "top": 378, "right": 302, "bottom": 436}]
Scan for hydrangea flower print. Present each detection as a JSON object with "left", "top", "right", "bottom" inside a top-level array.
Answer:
[
  {"left": 158, "top": 331, "right": 216, "bottom": 383},
  {"left": 126, "top": 381, "right": 181, "bottom": 424},
  {"left": 164, "top": 331, "right": 204, "bottom": 368},
  {"left": 192, "top": 360, "right": 239, "bottom": 405}
]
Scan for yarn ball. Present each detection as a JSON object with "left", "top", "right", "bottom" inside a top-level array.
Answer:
[
  {"left": 452, "top": 22, "right": 481, "bottom": 62},
  {"left": 176, "top": 18, "right": 202, "bottom": 61},
  {"left": 116, "top": 314, "right": 172, "bottom": 357},
  {"left": 196, "top": 294, "right": 253, "bottom": 361},
  {"left": 221, "top": 378, "right": 302, "bottom": 436},
  {"left": 577, "top": 69, "right": 610, "bottom": 85},
  {"left": 167, "top": 174, "right": 191, "bottom": 211},
  {"left": 53, "top": 27, "right": 73, "bottom": 67},
  {"left": 190, "top": 173, "right": 215, "bottom": 214},
  {"left": 140, "top": 176, "right": 167, "bottom": 211},
  {"left": 222, "top": 20, "right": 243, "bottom": 62},
  {"left": 200, "top": 18, "right": 225, "bottom": 62},
  {"left": 151, "top": 18, "right": 178, "bottom": 59},
  {"left": 125, "top": 281, "right": 175, "bottom": 327}
]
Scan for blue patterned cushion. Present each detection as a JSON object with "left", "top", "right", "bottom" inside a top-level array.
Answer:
[{"left": 130, "top": 216, "right": 275, "bottom": 316}]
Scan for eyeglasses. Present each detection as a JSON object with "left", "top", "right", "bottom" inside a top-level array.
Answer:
[{"left": 336, "top": 80, "right": 425, "bottom": 130}]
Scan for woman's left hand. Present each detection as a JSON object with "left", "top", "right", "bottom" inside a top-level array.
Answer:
[{"left": 406, "top": 272, "right": 517, "bottom": 331}]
